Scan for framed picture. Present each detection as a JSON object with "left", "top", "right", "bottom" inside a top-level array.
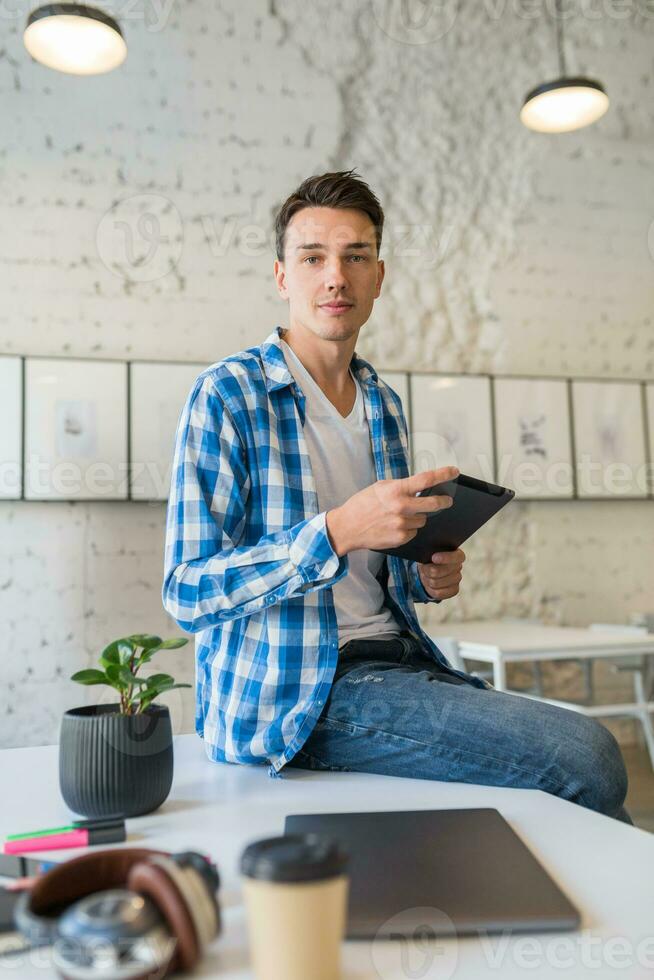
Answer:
[
  {"left": 409, "top": 374, "right": 495, "bottom": 481},
  {"left": 129, "top": 362, "right": 207, "bottom": 500},
  {"left": 0, "top": 356, "right": 22, "bottom": 500},
  {"left": 24, "top": 358, "right": 128, "bottom": 500},
  {"left": 571, "top": 380, "right": 648, "bottom": 499},
  {"left": 493, "top": 377, "right": 573, "bottom": 499},
  {"left": 646, "top": 384, "right": 654, "bottom": 497}
]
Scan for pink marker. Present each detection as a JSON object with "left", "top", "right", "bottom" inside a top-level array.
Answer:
[{"left": 3, "top": 824, "right": 125, "bottom": 854}]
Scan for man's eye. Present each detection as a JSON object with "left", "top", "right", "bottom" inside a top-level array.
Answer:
[
  {"left": 304, "top": 256, "right": 320, "bottom": 264},
  {"left": 348, "top": 255, "right": 366, "bottom": 262}
]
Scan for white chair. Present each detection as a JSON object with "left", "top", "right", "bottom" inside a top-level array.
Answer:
[
  {"left": 442, "top": 617, "right": 581, "bottom": 698},
  {"left": 433, "top": 620, "right": 546, "bottom": 691},
  {"left": 432, "top": 635, "right": 498, "bottom": 689},
  {"left": 432, "top": 636, "right": 468, "bottom": 673},
  {"left": 497, "top": 616, "right": 596, "bottom": 703},
  {"left": 589, "top": 623, "right": 654, "bottom": 766},
  {"left": 434, "top": 620, "right": 545, "bottom": 691},
  {"left": 497, "top": 617, "right": 550, "bottom": 696},
  {"left": 632, "top": 612, "right": 654, "bottom": 633},
  {"left": 436, "top": 617, "right": 596, "bottom": 702}
]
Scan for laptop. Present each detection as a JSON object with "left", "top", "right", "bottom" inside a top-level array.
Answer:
[{"left": 284, "top": 808, "right": 581, "bottom": 939}]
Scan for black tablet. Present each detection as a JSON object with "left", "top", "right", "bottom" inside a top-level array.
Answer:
[{"left": 373, "top": 472, "right": 515, "bottom": 564}]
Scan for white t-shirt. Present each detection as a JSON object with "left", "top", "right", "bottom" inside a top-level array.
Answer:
[{"left": 281, "top": 339, "right": 401, "bottom": 648}]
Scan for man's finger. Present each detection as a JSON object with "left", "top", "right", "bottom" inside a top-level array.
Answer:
[
  {"left": 408, "top": 493, "right": 453, "bottom": 516},
  {"left": 429, "top": 549, "right": 465, "bottom": 565},
  {"left": 427, "top": 585, "right": 460, "bottom": 601},
  {"left": 422, "top": 561, "right": 463, "bottom": 580},
  {"left": 401, "top": 466, "right": 459, "bottom": 496},
  {"left": 421, "top": 568, "right": 462, "bottom": 589}
]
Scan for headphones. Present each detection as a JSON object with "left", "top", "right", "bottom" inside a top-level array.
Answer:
[{"left": 13, "top": 847, "right": 221, "bottom": 979}]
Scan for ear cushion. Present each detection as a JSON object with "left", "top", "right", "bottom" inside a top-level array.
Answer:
[
  {"left": 127, "top": 861, "right": 200, "bottom": 972},
  {"left": 147, "top": 855, "right": 220, "bottom": 947}
]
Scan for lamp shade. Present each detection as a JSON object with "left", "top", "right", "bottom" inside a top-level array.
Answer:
[
  {"left": 24, "top": 3, "right": 126, "bottom": 75},
  {"left": 520, "top": 77, "right": 609, "bottom": 134}
]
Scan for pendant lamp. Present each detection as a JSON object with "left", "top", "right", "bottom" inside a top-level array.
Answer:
[
  {"left": 521, "top": 0, "right": 608, "bottom": 133},
  {"left": 24, "top": 3, "right": 126, "bottom": 75}
]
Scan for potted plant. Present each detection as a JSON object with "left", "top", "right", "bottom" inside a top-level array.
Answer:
[{"left": 59, "top": 634, "right": 191, "bottom": 818}]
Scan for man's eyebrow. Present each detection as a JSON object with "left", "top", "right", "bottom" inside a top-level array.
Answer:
[{"left": 295, "top": 241, "right": 373, "bottom": 251}]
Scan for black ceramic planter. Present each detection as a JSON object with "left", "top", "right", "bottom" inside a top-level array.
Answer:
[{"left": 59, "top": 703, "right": 174, "bottom": 818}]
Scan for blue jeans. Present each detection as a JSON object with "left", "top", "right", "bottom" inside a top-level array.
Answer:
[{"left": 286, "top": 630, "right": 633, "bottom": 825}]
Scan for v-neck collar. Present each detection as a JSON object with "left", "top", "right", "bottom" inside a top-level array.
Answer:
[
  {"left": 259, "top": 325, "right": 379, "bottom": 394},
  {"left": 281, "top": 338, "right": 362, "bottom": 423}
]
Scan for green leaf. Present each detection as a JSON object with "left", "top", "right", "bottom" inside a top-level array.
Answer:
[
  {"left": 100, "top": 640, "right": 135, "bottom": 667},
  {"left": 99, "top": 642, "right": 121, "bottom": 666},
  {"left": 143, "top": 673, "right": 175, "bottom": 688},
  {"left": 117, "top": 641, "right": 136, "bottom": 664},
  {"left": 70, "top": 669, "right": 109, "bottom": 686},
  {"left": 155, "top": 682, "right": 192, "bottom": 695},
  {"left": 117, "top": 666, "right": 143, "bottom": 687},
  {"left": 105, "top": 664, "right": 131, "bottom": 692},
  {"left": 135, "top": 647, "right": 161, "bottom": 667},
  {"left": 134, "top": 683, "right": 192, "bottom": 708},
  {"left": 129, "top": 674, "right": 150, "bottom": 686},
  {"left": 125, "top": 634, "right": 162, "bottom": 649},
  {"left": 134, "top": 636, "right": 188, "bottom": 668}
]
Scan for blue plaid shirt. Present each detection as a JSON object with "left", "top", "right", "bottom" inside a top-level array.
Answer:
[{"left": 162, "top": 325, "right": 487, "bottom": 776}]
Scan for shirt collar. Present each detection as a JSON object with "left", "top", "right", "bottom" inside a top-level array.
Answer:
[{"left": 260, "top": 325, "right": 379, "bottom": 393}]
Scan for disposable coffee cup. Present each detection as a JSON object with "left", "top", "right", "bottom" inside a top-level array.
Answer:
[{"left": 240, "top": 833, "right": 349, "bottom": 980}]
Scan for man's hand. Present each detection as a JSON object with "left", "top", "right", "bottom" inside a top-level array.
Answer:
[
  {"left": 418, "top": 548, "right": 466, "bottom": 601},
  {"left": 325, "top": 467, "right": 459, "bottom": 557}
]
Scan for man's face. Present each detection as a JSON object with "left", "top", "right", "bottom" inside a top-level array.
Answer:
[{"left": 273, "top": 206, "right": 385, "bottom": 342}]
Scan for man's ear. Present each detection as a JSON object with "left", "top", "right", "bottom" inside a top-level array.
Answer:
[
  {"left": 273, "top": 259, "right": 288, "bottom": 299},
  {"left": 374, "top": 258, "right": 385, "bottom": 299}
]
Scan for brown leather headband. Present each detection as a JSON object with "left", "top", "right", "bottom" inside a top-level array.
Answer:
[{"left": 28, "top": 848, "right": 169, "bottom": 915}]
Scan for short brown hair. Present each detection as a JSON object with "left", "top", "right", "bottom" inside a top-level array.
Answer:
[{"left": 274, "top": 169, "right": 384, "bottom": 261}]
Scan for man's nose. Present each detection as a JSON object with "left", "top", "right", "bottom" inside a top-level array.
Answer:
[{"left": 324, "top": 258, "right": 348, "bottom": 290}]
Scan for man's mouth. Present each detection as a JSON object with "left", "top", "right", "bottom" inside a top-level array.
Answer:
[{"left": 319, "top": 301, "right": 353, "bottom": 313}]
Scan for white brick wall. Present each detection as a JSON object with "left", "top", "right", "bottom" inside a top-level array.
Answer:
[{"left": 1, "top": 0, "right": 653, "bottom": 746}]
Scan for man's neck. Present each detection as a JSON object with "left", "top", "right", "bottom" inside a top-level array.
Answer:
[
  {"left": 280, "top": 323, "right": 358, "bottom": 397},
  {"left": 282, "top": 325, "right": 358, "bottom": 416}
]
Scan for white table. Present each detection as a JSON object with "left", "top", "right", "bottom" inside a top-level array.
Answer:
[
  {"left": 431, "top": 620, "right": 654, "bottom": 769},
  {"left": 1, "top": 734, "right": 654, "bottom": 979}
]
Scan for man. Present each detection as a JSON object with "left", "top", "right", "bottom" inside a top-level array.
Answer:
[{"left": 163, "top": 170, "right": 632, "bottom": 824}]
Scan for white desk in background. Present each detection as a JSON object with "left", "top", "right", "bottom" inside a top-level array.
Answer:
[
  {"left": 1, "top": 734, "right": 654, "bottom": 979},
  {"left": 431, "top": 619, "right": 654, "bottom": 770}
]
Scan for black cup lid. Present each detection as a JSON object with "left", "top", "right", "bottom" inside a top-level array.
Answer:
[{"left": 240, "top": 834, "right": 348, "bottom": 883}]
